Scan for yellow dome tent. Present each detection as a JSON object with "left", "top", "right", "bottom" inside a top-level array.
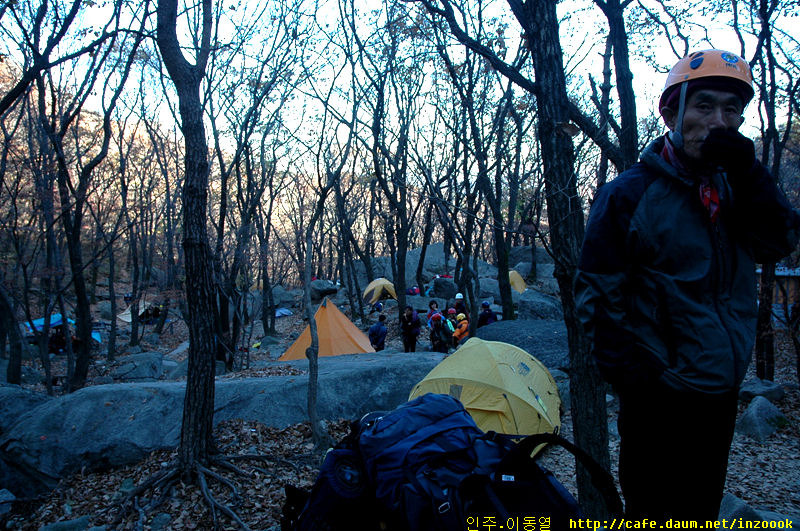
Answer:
[
  {"left": 509, "top": 270, "right": 527, "bottom": 293},
  {"left": 363, "top": 277, "right": 397, "bottom": 304},
  {"left": 409, "top": 338, "right": 560, "bottom": 437},
  {"left": 279, "top": 298, "right": 375, "bottom": 361}
]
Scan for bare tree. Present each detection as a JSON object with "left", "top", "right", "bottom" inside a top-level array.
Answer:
[
  {"left": 156, "top": 0, "right": 220, "bottom": 485},
  {"left": 0, "top": 0, "right": 123, "bottom": 116},
  {"left": 416, "top": 0, "right": 611, "bottom": 517}
]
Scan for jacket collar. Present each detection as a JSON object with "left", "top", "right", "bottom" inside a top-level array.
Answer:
[{"left": 640, "top": 135, "right": 697, "bottom": 187}]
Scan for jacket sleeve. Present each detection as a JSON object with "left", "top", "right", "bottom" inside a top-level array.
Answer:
[
  {"left": 728, "top": 162, "right": 800, "bottom": 263},
  {"left": 575, "top": 172, "right": 660, "bottom": 384}
]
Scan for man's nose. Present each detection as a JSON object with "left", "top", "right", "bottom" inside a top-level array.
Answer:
[{"left": 708, "top": 106, "right": 727, "bottom": 128}]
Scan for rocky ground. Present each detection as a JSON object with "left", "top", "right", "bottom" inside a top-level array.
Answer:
[{"left": 3, "top": 307, "right": 798, "bottom": 530}]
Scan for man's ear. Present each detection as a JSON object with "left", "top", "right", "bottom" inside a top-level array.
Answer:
[{"left": 660, "top": 107, "right": 677, "bottom": 131}]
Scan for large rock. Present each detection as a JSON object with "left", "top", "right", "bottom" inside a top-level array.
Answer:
[
  {"left": 475, "top": 261, "right": 498, "bottom": 279},
  {"left": 735, "top": 396, "right": 788, "bottom": 441},
  {"left": 477, "top": 278, "right": 521, "bottom": 304},
  {"left": 516, "top": 290, "right": 563, "bottom": 320},
  {"left": 475, "top": 319, "right": 569, "bottom": 371},
  {"left": 268, "top": 284, "right": 299, "bottom": 309},
  {"left": 718, "top": 493, "right": 763, "bottom": 522},
  {"left": 509, "top": 245, "right": 553, "bottom": 266},
  {"left": 351, "top": 257, "right": 394, "bottom": 289},
  {"left": 756, "top": 511, "right": 799, "bottom": 529},
  {"left": 1, "top": 359, "right": 41, "bottom": 385},
  {"left": 478, "top": 278, "right": 500, "bottom": 300},
  {"left": 739, "top": 378, "right": 786, "bottom": 403},
  {"left": 310, "top": 280, "right": 338, "bottom": 302},
  {"left": 533, "top": 263, "right": 559, "bottom": 296},
  {"left": 165, "top": 341, "right": 189, "bottom": 360},
  {"left": 110, "top": 352, "right": 163, "bottom": 382},
  {"left": 38, "top": 515, "right": 92, "bottom": 531},
  {"left": 96, "top": 301, "right": 114, "bottom": 320},
  {"left": 513, "top": 262, "right": 532, "bottom": 279},
  {"left": 431, "top": 277, "right": 457, "bottom": 300},
  {"left": 0, "top": 351, "right": 445, "bottom": 496},
  {"left": 165, "top": 359, "right": 227, "bottom": 380},
  {"left": 0, "top": 384, "right": 51, "bottom": 434},
  {"left": 0, "top": 488, "right": 14, "bottom": 516},
  {"left": 353, "top": 243, "right": 497, "bottom": 288},
  {"left": 404, "top": 243, "right": 451, "bottom": 282}
]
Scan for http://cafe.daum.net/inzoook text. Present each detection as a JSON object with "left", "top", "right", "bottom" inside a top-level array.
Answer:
[{"left": 463, "top": 516, "right": 794, "bottom": 530}]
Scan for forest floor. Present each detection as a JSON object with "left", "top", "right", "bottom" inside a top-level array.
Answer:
[{"left": 3, "top": 305, "right": 799, "bottom": 530}]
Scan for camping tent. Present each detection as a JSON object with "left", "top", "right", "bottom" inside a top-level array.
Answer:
[
  {"left": 509, "top": 270, "right": 527, "bottom": 294},
  {"left": 117, "top": 294, "right": 159, "bottom": 323},
  {"left": 409, "top": 338, "right": 560, "bottom": 436},
  {"left": 279, "top": 298, "right": 375, "bottom": 361},
  {"left": 363, "top": 277, "right": 397, "bottom": 304}
]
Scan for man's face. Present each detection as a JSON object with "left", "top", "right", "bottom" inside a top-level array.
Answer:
[{"left": 662, "top": 89, "right": 744, "bottom": 161}]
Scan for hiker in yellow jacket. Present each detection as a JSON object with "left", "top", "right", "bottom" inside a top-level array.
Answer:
[{"left": 452, "top": 313, "right": 469, "bottom": 347}]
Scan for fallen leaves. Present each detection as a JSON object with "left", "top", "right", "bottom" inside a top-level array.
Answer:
[{"left": 6, "top": 418, "right": 349, "bottom": 530}]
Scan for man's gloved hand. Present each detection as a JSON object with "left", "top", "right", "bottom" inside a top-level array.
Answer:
[{"left": 700, "top": 128, "right": 756, "bottom": 179}]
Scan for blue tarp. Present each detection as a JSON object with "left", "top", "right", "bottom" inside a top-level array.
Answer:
[
  {"left": 24, "top": 314, "right": 102, "bottom": 343},
  {"left": 275, "top": 308, "right": 293, "bottom": 318},
  {"left": 26, "top": 314, "right": 71, "bottom": 331}
]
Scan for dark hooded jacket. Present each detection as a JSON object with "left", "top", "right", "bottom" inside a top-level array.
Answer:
[{"left": 575, "top": 136, "right": 800, "bottom": 393}]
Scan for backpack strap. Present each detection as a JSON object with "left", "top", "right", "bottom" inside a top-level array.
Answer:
[{"left": 500, "top": 432, "right": 624, "bottom": 516}]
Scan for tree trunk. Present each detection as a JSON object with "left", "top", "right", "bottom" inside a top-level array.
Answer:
[
  {"left": 107, "top": 243, "right": 117, "bottom": 362},
  {"left": 157, "top": 0, "right": 218, "bottom": 471},
  {"left": 494, "top": 227, "right": 515, "bottom": 320},
  {"left": 303, "top": 192, "right": 334, "bottom": 449},
  {"left": 0, "top": 285, "right": 22, "bottom": 384},
  {"left": 416, "top": 205, "right": 435, "bottom": 291},
  {"left": 303, "top": 230, "right": 325, "bottom": 447},
  {"left": 129, "top": 233, "right": 141, "bottom": 347},
  {"left": 51, "top": 132, "right": 93, "bottom": 391},
  {"left": 525, "top": 0, "right": 610, "bottom": 518},
  {"left": 597, "top": 0, "right": 638, "bottom": 169},
  {"left": 755, "top": 263, "right": 776, "bottom": 381},
  {"left": 789, "top": 302, "right": 800, "bottom": 385}
]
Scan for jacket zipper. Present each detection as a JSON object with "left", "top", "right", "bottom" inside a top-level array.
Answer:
[{"left": 710, "top": 173, "right": 739, "bottom": 385}]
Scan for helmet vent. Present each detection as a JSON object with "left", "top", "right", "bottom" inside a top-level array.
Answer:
[{"left": 690, "top": 57, "right": 704, "bottom": 69}]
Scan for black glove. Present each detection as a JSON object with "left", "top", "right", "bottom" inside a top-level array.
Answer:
[{"left": 700, "top": 128, "right": 756, "bottom": 178}]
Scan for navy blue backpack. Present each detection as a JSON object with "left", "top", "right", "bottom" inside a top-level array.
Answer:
[{"left": 281, "top": 393, "right": 622, "bottom": 531}]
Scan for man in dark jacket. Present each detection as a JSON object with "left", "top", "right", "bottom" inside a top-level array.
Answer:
[
  {"left": 368, "top": 314, "right": 388, "bottom": 351},
  {"left": 399, "top": 305, "right": 421, "bottom": 353},
  {"left": 576, "top": 50, "right": 799, "bottom": 523},
  {"left": 477, "top": 301, "right": 497, "bottom": 328}
]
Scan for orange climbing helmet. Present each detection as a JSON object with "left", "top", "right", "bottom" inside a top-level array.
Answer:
[
  {"left": 660, "top": 50, "right": 754, "bottom": 110},
  {"left": 660, "top": 50, "right": 754, "bottom": 150}
]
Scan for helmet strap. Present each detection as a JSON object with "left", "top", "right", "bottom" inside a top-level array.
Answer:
[{"left": 668, "top": 81, "right": 689, "bottom": 150}]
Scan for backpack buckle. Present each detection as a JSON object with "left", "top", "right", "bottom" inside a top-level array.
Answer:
[{"left": 438, "top": 502, "right": 451, "bottom": 514}]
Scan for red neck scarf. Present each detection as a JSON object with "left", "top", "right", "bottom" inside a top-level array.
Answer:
[{"left": 660, "top": 137, "right": 720, "bottom": 223}]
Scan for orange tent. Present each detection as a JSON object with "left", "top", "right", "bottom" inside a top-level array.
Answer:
[{"left": 278, "top": 298, "right": 375, "bottom": 361}]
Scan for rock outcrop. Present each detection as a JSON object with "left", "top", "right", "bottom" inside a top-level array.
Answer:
[{"left": 0, "top": 351, "right": 445, "bottom": 497}]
